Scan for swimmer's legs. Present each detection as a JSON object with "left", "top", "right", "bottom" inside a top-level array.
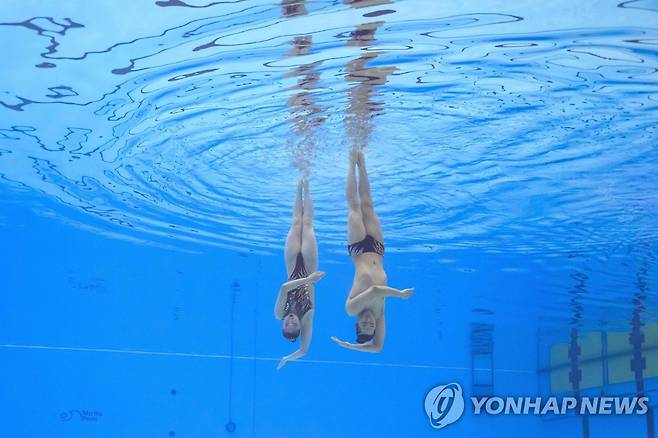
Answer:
[
  {"left": 356, "top": 150, "right": 383, "bottom": 243},
  {"left": 285, "top": 179, "right": 304, "bottom": 276},
  {"left": 301, "top": 178, "right": 318, "bottom": 272},
  {"left": 347, "top": 149, "right": 367, "bottom": 245}
]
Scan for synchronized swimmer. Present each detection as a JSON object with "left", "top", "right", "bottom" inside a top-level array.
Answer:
[
  {"left": 331, "top": 150, "right": 413, "bottom": 352},
  {"left": 275, "top": 151, "right": 413, "bottom": 368},
  {"left": 274, "top": 178, "right": 325, "bottom": 370}
]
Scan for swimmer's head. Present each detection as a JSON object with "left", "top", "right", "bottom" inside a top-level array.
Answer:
[
  {"left": 355, "top": 309, "right": 376, "bottom": 343},
  {"left": 282, "top": 313, "right": 301, "bottom": 342}
]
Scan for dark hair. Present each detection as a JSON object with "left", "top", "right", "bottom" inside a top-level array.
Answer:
[
  {"left": 355, "top": 322, "right": 375, "bottom": 344},
  {"left": 283, "top": 327, "right": 300, "bottom": 342}
]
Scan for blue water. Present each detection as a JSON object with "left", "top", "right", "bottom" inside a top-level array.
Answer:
[{"left": 1, "top": 0, "right": 658, "bottom": 436}]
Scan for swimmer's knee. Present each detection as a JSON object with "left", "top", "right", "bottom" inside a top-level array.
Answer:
[
  {"left": 291, "top": 218, "right": 302, "bottom": 228},
  {"left": 348, "top": 208, "right": 362, "bottom": 221}
]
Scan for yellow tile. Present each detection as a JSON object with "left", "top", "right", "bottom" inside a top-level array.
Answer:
[
  {"left": 645, "top": 348, "right": 658, "bottom": 378},
  {"left": 549, "top": 326, "right": 657, "bottom": 389},
  {"left": 644, "top": 323, "right": 658, "bottom": 348},
  {"left": 550, "top": 343, "right": 571, "bottom": 393},
  {"left": 607, "top": 331, "right": 634, "bottom": 384},
  {"left": 580, "top": 332, "right": 602, "bottom": 360},
  {"left": 578, "top": 332, "right": 603, "bottom": 389}
]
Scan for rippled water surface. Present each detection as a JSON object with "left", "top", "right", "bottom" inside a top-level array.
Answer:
[
  {"left": 2, "top": 0, "right": 656, "bottom": 254},
  {"left": 1, "top": 0, "right": 658, "bottom": 436}
]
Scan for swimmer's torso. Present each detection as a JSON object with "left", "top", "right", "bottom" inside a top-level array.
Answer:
[
  {"left": 349, "top": 253, "right": 387, "bottom": 316},
  {"left": 283, "top": 283, "right": 315, "bottom": 320}
]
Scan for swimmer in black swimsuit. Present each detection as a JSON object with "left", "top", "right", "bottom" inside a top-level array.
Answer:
[
  {"left": 331, "top": 150, "right": 413, "bottom": 353},
  {"left": 274, "top": 178, "right": 325, "bottom": 369}
]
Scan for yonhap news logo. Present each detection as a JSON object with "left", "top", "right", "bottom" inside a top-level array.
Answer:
[
  {"left": 424, "top": 382, "right": 649, "bottom": 430},
  {"left": 424, "top": 383, "right": 465, "bottom": 429}
]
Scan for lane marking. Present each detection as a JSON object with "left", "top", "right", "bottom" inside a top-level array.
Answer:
[{"left": 0, "top": 343, "right": 534, "bottom": 373}]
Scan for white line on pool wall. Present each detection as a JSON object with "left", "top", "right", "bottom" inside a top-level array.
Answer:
[{"left": 0, "top": 343, "right": 534, "bottom": 373}]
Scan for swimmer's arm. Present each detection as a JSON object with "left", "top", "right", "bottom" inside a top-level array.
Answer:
[
  {"left": 331, "top": 316, "right": 385, "bottom": 353},
  {"left": 277, "top": 310, "right": 313, "bottom": 370},
  {"left": 345, "top": 285, "right": 413, "bottom": 316},
  {"left": 274, "top": 272, "right": 325, "bottom": 319},
  {"left": 379, "top": 286, "right": 414, "bottom": 299}
]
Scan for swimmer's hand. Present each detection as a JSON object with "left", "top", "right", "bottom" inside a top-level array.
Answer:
[
  {"left": 396, "top": 288, "right": 414, "bottom": 299},
  {"left": 331, "top": 336, "right": 381, "bottom": 353},
  {"left": 276, "top": 348, "right": 307, "bottom": 370},
  {"left": 307, "top": 271, "right": 326, "bottom": 283},
  {"left": 331, "top": 336, "right": 357, "bottom": 349},
  {"left": 277, "top": 356, "right": 289, "bottom": 370}
]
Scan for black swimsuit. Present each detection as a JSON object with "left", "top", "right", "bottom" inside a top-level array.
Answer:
[
  {"left": 348, "top": 234, "right": 385, "bottom": 256},
  {"left": 283, "top": 253, "right": 312, "bottom": 319}
]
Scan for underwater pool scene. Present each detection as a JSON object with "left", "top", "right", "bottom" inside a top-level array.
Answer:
[{"left": 1, "top": 0, "right": 658, "bottom": 436}]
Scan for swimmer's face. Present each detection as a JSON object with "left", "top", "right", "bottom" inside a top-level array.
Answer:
[
  {"left": 282, "top": 314, "right": 301, "bottom": 341},
  {"left": 357, "top": 309, "right": 376, "bottom": 335}
]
